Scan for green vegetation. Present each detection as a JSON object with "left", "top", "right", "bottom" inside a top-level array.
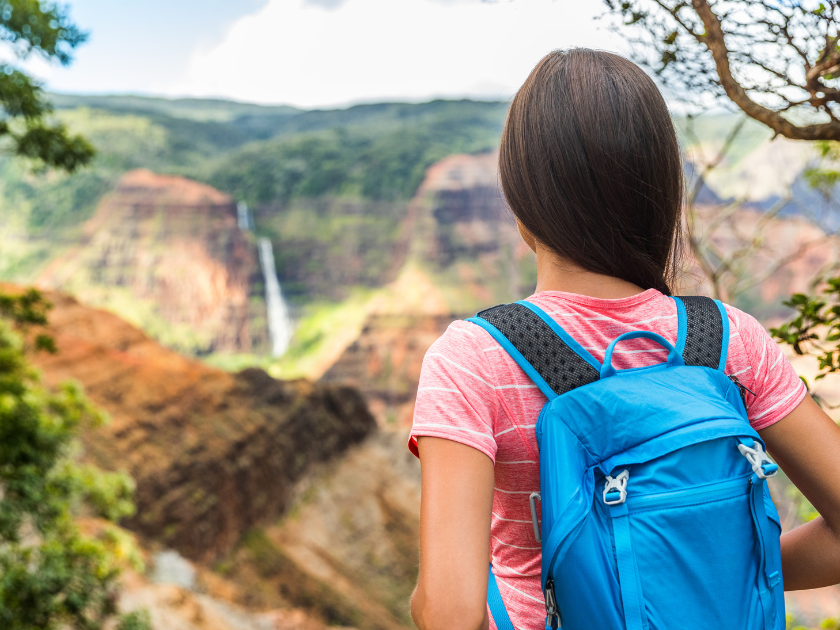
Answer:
[
  {"left": 206, "top": 100, "right": 508, "bottom": 204},
  {"left": 204, "top": 288, "right": 378, "bottom": 380},
  {"left": 49, "top": 92, "right": 300, "bottom": 123},
  {"left": 789, "top": 617, "right": 840, "bottom": 630},
  {"left": 270, "top": 289, "right": 379, "bottom": 379},
  {"left": 0, "top": 94, "right": 509, "bottom": 367},
  {"left": 257, "top": 197, "right": 409, "bottom": 301},
  {"left": 116, "top": 610, "right": 153, "bottom": 630},
  {"left": 0, "top": 1, "right": 93, "bottom": 172},
  {"left": 771, "top": 279, "right": 840, "bottom": 398},
  {"left": 0, "top": 289, "right": 147, "bottom": 630},
  {"left": 0, "top": 96, "right": 506, "bottom": 287}
]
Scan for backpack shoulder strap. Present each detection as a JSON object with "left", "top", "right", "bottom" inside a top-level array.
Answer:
[
  {"left": 467, "top": 300, "right": 601, "bottom": 400},
  {"left": 487, "top": 565, "right": 515, "bottom": 630},
  {"left": 672, "top": 295, "right": 730, "bottom": 372}
]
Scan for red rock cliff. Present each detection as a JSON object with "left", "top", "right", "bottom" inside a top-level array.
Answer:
[
  {"left": 14, "top": 285, "right": 375, "bottom": 562},
  {"left": 36, "top": 169, "right": 267, "bottom": 355}
]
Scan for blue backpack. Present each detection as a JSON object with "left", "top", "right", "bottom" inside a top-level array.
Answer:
[{"left": 468, "top": 296, "right": 784, "bottom": 630}]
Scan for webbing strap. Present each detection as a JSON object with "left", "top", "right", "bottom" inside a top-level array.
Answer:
[
  {"left": 487, "top": 565, "right": 516, "bottom": 630},
  {"left": 609, "top": 504, "right": 646, "bottom": 630},
  {"left": 469, "top": 302, "right": 600, "bottom": 398},
  {"left": 471, "top": 296, "right": 729, "bottom": 401},
  {"left": 748, "top": 475, "right": 780, "bottom": 630},
  {"left": 673, "top": 296, "right": 728, "bottom": 371}
]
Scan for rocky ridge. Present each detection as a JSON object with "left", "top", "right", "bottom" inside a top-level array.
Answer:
[
  {"left": 36, "top": 169, "right": 268, "bottom": 355},
  {"left": 14, "top": 285, "right": 375, "bottom": 565}
]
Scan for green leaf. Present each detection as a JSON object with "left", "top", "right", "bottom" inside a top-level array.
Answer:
[
  {"left": 0, "top": 289, "right": 139, "bottom": 629},
  {"left": 0, "top": 1, "right": 94, "bottom": 179},
  {"left": 13, "top": 121, "right": 95, "bottom": 172}
]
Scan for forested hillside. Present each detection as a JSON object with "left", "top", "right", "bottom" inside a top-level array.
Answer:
[{"left": 0, "top": 97, "right": 506, "bottom": 278}]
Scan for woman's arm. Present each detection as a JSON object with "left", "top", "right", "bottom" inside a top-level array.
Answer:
[
  {"left": 759, "top": 394, "right": 840, "bottom": 590},
  {"left": 411, "top": 436, "right": 495, "bottom": 630}
]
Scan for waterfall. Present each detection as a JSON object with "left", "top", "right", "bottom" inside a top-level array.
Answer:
[
  {"left": 237, "top": 201, "right": 254, "bottom": 231},
  {"left": 257, "top": 237, "right": 293, "bottom": 356}
]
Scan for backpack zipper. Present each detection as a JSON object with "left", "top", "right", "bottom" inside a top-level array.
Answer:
[
  {"left": 544, "top": 578, "right": 561, "bottom": 629},
  {"left": 728, "top": 374, "right": 756, "bottom": 400}
]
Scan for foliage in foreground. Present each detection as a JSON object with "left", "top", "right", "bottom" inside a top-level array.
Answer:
[
  {"left": 0, "top": 0, "right": 93, "bottom": 171},
  {"left": 789, "top": 616, "right": 840, "bottom": 630},
  {"left": 771, "top": 278, "right": 840, "bottom": 396},
  {"left": 0, "top": 288, "right": 148, "bottom": 629}
]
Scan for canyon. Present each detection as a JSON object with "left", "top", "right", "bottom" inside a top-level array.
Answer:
[
  {"left": 3, "top": 96, "right": 840, "bottom": 628},
  {"left": 9, "top": 281, "right": 421, "bottom": 629},
  {"left": 16, "top": 285, "right": 375, "bottom": 563}
]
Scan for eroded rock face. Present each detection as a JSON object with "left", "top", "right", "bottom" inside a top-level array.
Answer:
[
  {"left": 408, "top": 151, "right": 535, "bottom": 308},
  {"left": 36, "top": 169, "right": 267, "bottom": 355},
  {"left": 216, "top": 431, "right": 422, "bottom": 630},
  {"left": 19, "top": 286, "right": 375, "bottom": 562}
]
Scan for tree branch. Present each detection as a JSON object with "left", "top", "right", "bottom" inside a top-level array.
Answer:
[{"left": 691, "top": 0, "right": 840, "bottom": 140}]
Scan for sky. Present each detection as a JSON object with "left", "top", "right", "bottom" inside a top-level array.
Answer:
[{"left": 28, "top": 0, "right": 628, "bottom": 109}]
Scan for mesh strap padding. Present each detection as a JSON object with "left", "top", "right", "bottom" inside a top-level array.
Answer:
[
  {"left": 680, "top": 296, "right": 723, "bottom": 369},
  {"left": 477, "top": 303, "right": 600, "bottom": 396}
]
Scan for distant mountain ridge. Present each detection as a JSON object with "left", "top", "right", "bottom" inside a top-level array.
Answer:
[{"left": 48, "top": 92, "right": 302, "bottom": 122}]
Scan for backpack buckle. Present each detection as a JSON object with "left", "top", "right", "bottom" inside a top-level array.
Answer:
[
  {"left": 603, "top": 469, "right": 630, "bottom": 505},
  {"left": 738, "top": 440, "right": 778, "bottom": 479}
]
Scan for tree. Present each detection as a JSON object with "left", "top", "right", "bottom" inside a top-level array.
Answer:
[
  {"left": 0, "top": 1, "right": 93, "bottom": 171},
  {"left": 604, "top": 0, "right": 840, "bottom": 141},
  {"left": 0, "top": 288, "right": 148, "bottom": 630}
]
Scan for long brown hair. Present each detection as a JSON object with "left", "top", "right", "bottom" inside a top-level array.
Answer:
[{"left": 499, "top": 49, "right": 684, "bottom": 295}]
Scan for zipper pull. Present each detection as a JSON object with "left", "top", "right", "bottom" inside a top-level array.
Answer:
[
  {"left": 728, "top": 374, "right": 756, "bottom": 399},
  {"left": 544, "top": 578, "right": 561, "bottom": 629}
]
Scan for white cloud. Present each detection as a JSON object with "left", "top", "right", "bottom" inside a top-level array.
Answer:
[
  {"left": 167, "top": 0, "right": 626, "bottom": 108},
  {"left": 303, "top": 0, "right": 349, "bottom": 10}
]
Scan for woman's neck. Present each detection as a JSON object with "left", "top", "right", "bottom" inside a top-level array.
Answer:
[{"left": 533, "top": 242, "right": 646, "bottom": 300}]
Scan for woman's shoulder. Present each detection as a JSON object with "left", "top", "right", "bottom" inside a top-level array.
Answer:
[
  {"left": 721, "top": 302, "right": 773, "bottom": 352},
  {"left": 424, "top": 319, "right": 495, "bottom": 361},
  {"left": 420, "top": 318, "right": 502, "bottom": 387},
  {"left": 719, "top": 301, "right": 806, "bottom": 430},
  {"left": 719, "top": 301, "right": 780, "bottom": 373},
  {"left": 412, "top": 318, "right": 504, "bottom": 460}
]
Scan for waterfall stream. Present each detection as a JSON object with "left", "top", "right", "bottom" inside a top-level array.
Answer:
[
  {"left": 237, "top": 201, "right": 254, "bottom": 230},
  {"left": 257, "top": 237, "right": 293, "bottom": 356}
]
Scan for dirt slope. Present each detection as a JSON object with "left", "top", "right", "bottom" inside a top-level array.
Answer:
[{"left": 10, "top": 285, "right": 375, "bottom": 563}]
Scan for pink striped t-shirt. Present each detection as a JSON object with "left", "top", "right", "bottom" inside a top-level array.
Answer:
[{"left": 409, "top": 289, "right": 806, "bottom": 630}]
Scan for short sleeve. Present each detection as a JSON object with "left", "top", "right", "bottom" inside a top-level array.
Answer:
[
  {"left": 409, "top": 320, "right": 500, "bottom": 462},
  {"left": 725, "top": 305, "right": 807, "bottom": 431}
]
